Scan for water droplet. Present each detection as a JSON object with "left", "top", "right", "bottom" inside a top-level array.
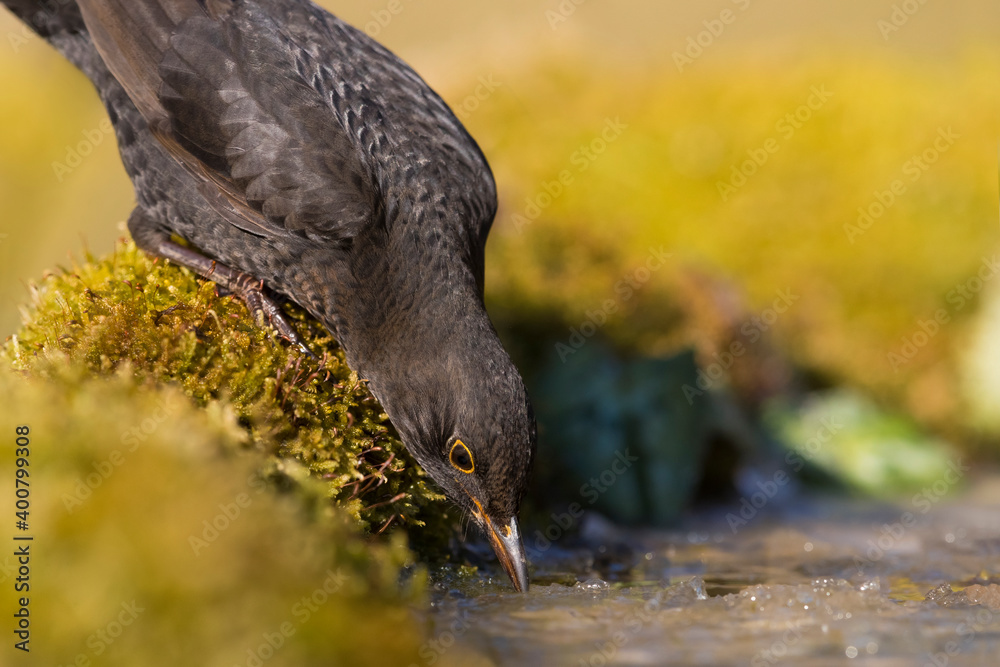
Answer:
[
  {"left": 846, "top": 646, "right": 858, "bottom": 658},
  {"left": 574, "top": 577, "right": 609, "bottom": 591},
  {"left": 866, "top": 641, "right": 878, "bottom": 655},
  {"left": 804, "top": 542, "right": 814, "bottom": 552}
]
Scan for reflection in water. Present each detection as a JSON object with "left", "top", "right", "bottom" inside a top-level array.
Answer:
[{"left": 423, "top": 479, "right": 1000, "bottom": 665}]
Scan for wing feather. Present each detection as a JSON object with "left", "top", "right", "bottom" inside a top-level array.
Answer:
[{"left": 77, "top": 0, "right": 378, "bottom": 242}]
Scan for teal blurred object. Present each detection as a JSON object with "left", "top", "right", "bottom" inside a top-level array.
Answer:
[{"left": 532, "top": 344, "right": 713, "bottom": 525}]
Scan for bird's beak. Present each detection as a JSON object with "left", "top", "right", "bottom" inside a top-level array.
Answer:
[{"left": 484, "top": 515, "right": 530, "bottom": 592}]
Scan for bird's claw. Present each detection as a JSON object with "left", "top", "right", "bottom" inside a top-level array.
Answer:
[
  {"left": 296, "top": 340, "right": 318, "bottom": 359},
  {"left": 234, "top": 276, "right": 315, "bottom": 358}
]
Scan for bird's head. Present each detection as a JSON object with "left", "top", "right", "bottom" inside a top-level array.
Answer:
[
  {"left": 405, "top": 389, "right": 535, "bottom": 593},
  {"left": 351, "top": 294, "right": 536, "bottom": 592}
]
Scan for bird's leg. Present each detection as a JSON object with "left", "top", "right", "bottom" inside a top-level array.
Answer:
[{"left": 127, "top": 208, "right": 313, "bottom": 356}]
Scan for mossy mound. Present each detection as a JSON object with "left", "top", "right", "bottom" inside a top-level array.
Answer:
[
  {"left": 3, "top": 240, "right": 455, "bottom": 543},
  {"left": 0, "top": 369, "right": 425, "bottom": 666}
]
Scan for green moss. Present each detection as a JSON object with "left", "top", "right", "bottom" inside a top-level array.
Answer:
[
  {"left": 765, "top": 390, "right": 960, "bottom": 496},
  {"left": 3, "top": 240, "right": 456, "bottom": 544},
  {"left": 0, "top": 368, "right": 425, "bottom": 666}
]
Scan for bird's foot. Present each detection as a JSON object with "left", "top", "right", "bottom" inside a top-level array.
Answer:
[
  {"left": 127, "top": 212, "right": 314, "bottom": 356},
  {"left": 230, "top": 274, "right": 315, "bottom": 357}
]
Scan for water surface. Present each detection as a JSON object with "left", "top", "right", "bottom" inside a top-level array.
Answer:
[{"left": 422, "top": 479, "right": 1000, "bottom": 666}]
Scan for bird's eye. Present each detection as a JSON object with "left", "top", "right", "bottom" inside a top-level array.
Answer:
[{"left": 449, "top": 440, "right": 475, "bottom": 474}]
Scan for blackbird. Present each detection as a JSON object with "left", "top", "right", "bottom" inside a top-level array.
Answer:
[{"left": 5, "top": 0, "right": 535, "bottom": 591}]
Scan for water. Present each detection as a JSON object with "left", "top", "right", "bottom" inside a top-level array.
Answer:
[{"left": 420, "top": 479, "right": 1000, "bottom": 666}]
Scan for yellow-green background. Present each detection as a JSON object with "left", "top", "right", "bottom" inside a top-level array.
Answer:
[
  {"left": 2, "top": 1, "right": 998, "bottom": 448},
  {"left": 1, "top": 2, "right": 999, "bottom": 664}
]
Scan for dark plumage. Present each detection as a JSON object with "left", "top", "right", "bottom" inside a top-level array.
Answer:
[{"left": 5, "top": 0, "right": 535, "bottom": 590}]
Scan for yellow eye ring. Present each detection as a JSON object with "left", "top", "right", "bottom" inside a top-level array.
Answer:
[{"left": 449, "top": 440, "right": 475, "bottom": 474}]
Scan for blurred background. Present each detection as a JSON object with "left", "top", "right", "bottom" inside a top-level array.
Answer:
[
  {"left": 2, "top": 1, "right": 1000, "bottom": 664},
  {"left": 2, "top": 0, "right": 1000, "bottom": 510}
]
